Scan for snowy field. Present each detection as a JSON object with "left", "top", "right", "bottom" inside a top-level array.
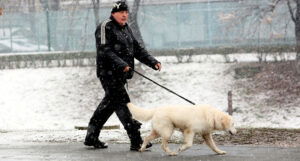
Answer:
[{"left": 0, "top": 54, "right": 299, "bottom": 144}]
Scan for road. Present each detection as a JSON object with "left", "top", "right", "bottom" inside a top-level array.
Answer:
[{"left": 0, "top": 143, "right": 299, "bottom": 161}]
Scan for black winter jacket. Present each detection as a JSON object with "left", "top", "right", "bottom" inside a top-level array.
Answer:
[{"left": 95, "top": 16, "right": 159, "bottom": 80}]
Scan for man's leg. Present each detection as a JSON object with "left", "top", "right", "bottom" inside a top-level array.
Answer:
[
  {"left": 84, "top": 96, "right": 114, "bottom": 148},
  {"left": 111, "top": 84, "right": 152, "bottom": 151},
  {"left": 114, "top": 103, "right": 145, "bottom": 150}
]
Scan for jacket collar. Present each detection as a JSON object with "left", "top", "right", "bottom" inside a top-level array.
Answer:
[{"left": 110, "top": 16, "right": 128, "bottom": 29}]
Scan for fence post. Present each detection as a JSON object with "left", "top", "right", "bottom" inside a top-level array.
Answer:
[
  {"left": 46, "top": 8, "right": 51, "bottom": 51},
  {"left": 227, "top": 90, "right": 233, "bottom": 115},
  {"left": 9, "top": 14, "right": 13, "bottom": 52}
]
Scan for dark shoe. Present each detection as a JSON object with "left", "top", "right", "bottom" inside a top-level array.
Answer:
[
  {"left": 84, "top": 124, "right": 107, "bottom": 149},
  {"left": 130, "top": 142, "right": 152, "bottom": 151},
  {"left": 84, "top": 139, "right": 108, "bottom": 149}
]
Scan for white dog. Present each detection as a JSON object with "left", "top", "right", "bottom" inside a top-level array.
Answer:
[{"left": 127, "top": 103, "right": 237, "bottom": 156}]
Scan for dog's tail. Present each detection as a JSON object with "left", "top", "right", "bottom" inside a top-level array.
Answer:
[{"left": 127, "top": 103, "right": 155, "bottom": 122}]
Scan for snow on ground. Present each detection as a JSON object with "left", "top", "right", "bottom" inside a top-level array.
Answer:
[{"left": 0, "top": 55, "right": 299, "bottom": 144}]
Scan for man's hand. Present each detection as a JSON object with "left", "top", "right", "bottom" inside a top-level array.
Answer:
[
  {"left": 123, "top": 66, "right": 131, "bottom": 72},
  {"left": 155, "top": 63, "right": 161, "bottom": 71}
]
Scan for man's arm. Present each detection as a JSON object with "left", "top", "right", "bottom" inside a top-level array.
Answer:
[
  {"left": 129, "top": 29, "right": 160, "bottom": 70},
  {"left": 96, "top": 23, "right": 128, "bottom": 72}
]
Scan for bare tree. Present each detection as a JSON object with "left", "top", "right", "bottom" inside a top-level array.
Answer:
[
  {"left": 124, "top": 0, "right": 145, "bottom": 44},
  {"left": 40, "top": 0, "right": 60, "bottom": 50},
  {"left": 91, "top": 0, "right": 100, "bottom": 27},
  {"left": 40, "top": 0, "right": 61, "bottom": 10},
  {"left": 287, "top": 0, "right": 300, "bottom": 60},
  {"left": 27, "top": 0, "right": 37, "bottom": 41},
  {"left": 63, "top": 0, "right": 80, "bottom": 51},
  {"left": 233, "top": 0, "right": 299, "bottom": 59}
]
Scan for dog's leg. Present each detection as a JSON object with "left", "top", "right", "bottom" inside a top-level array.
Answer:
[
  {"left": 160, "top": 129, "right": 177, "bottom": 156},
  {"left": 178, "top": 129, "right": 194, "bottom": 153},
  {"left": 202, "top": 133, "right": 226, "bottom": 155},
  {"left": 161, "top": 138, "right": 178, "bottom": 156},
  {"left": 140, "top": 130, "right": 159, "bottom": 152}
]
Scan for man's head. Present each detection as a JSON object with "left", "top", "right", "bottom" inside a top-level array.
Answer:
[{"left": 111, "top": 1, "right": 129, "bottom": 26}]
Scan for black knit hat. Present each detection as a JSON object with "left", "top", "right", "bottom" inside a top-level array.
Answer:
[{"left": 111, "top": 1, "right": 128, "bottom": 13}]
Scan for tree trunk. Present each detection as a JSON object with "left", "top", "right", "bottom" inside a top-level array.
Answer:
[
  {"left": 91, "top": 0, "right": 100, "bottom": 27},
  {"left": 287, "top": 0, "right": 300, "bottom": 74},
  {"left": 49, "top": 0, "right": 60, "bottom": 50},
  {"left": 295, "top": 21, "right": 300, "bottom": 60},
  {"left": 39, "top": 0, "right": 48, "bottom": 10},
  {"left": 49, "top": 0, "right": 60, "bottom": 10},
  {"left": 28, "top": 0, "right": 36, "bottom": 39},
  {"left": 39, "top": 0, "right": 60, "bottom": 50},
  {"left": 127, "top": 0, "right": 144, "bottom": 44},
  {"left": 294, "top": 0, "right": 300, "bottom": 75},
  {"left": 296, "top": 1, "right": 300, "bottom": 60},
  {"left": 295, "top": 21, "right": 300, "bottom": 74}
]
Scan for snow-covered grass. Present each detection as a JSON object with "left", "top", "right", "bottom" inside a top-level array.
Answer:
[
  {"left": 0, "top": 56, "right": 299, "bottom": 144},
  {"left": 0, "top": 62, "right": 233, "bottom": 130}
]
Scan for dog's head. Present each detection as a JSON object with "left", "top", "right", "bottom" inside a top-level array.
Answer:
[
  {"left": 222, "top": 114, "right": 237, "bottom": 135},
  {"left": 215, "top": 113, "right": 237, "bottom": 135}
]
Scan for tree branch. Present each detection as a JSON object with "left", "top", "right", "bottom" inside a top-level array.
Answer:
[
  {"left": 269, "top": 0, "right": 281, "bottom": 12},
  {"left": 287, "top": 0, "right": 296, "bottom": 22}
]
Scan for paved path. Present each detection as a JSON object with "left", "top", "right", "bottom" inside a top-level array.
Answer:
[{"left": 0, "top": 143, "right": 299, "bottom": 161}]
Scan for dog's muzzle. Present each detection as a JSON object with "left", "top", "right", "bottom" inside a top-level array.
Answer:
[{"left": 228, "top": 128, "right": 237, "bottom": 135}]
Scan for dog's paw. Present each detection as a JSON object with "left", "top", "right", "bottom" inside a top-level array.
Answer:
[
  {"left": 139, "top": 148, "right": 145, "bottom": 152},
  {"left": 168, "top": 151, "right": 178, "bottom": 156},
  {"left": 216, "top": 150, "right": 227, "bottom": 155}
]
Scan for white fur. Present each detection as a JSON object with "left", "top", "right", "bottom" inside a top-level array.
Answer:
[{"left": 127, "top": 103, "right": 237, "bottom": 156}]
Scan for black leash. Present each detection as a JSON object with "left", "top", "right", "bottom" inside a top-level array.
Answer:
[{"left": 133, "top": 69, "right": 196, "bottom": 105}]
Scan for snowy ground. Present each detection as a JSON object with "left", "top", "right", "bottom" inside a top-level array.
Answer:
[{"left": 0, "top": 54, "right": 299, "bottom": 144}]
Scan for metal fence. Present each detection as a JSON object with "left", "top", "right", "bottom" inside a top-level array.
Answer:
[{"left": 0, "top": 0, "right": 296, "bottom": 54}]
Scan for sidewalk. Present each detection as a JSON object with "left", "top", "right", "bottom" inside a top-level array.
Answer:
[{"left": 0, "top": 143, "right": 299, "bottom": 161}]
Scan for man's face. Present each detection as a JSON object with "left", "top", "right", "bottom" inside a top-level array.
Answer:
[{"left": 112, "top": 11, "right": 129, "bottom": 26}]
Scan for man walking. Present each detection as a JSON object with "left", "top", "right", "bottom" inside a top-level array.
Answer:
[{"left": 84, "top": 1, "right": 161, "bottom": 151}]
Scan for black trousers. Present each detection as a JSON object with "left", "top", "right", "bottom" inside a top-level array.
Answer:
[{"left": 87, "top": 76, "right": 142, "bottom": 144}]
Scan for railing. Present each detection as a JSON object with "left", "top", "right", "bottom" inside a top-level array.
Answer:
[{"left": 0, "top": 45, "right": 296, "bottom": 69}]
